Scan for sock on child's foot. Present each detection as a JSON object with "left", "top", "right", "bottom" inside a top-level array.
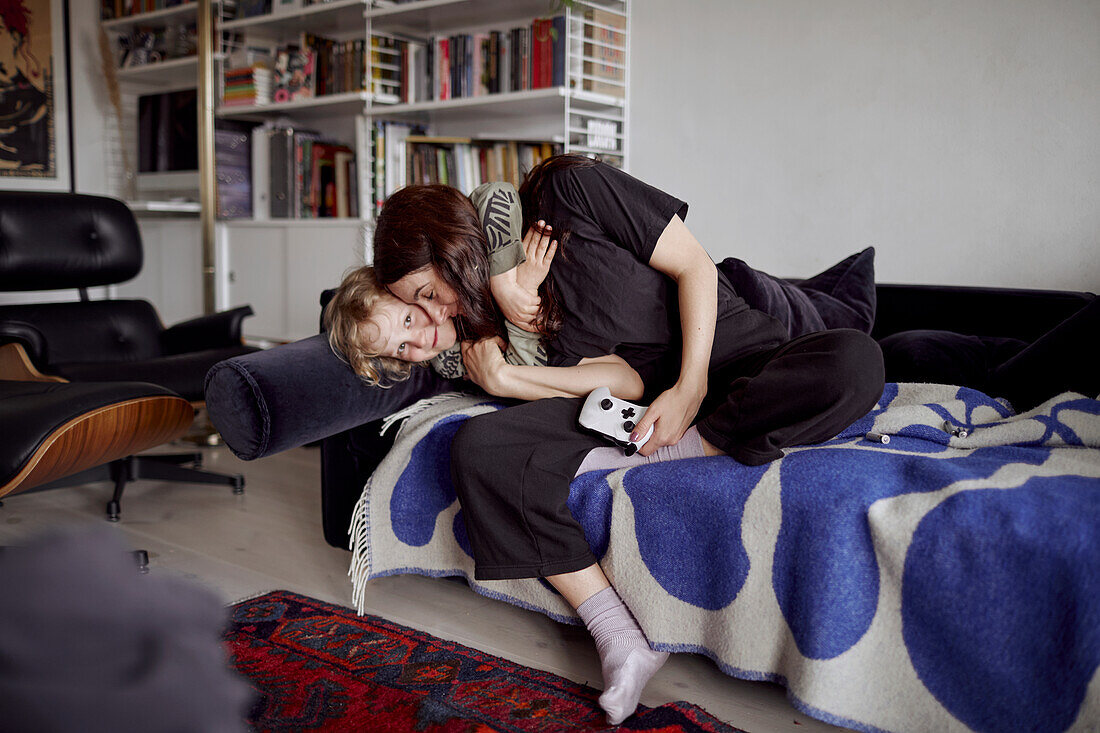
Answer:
[
  {"left": 576, "top": 586, "right": 669, "bottom": 725},
  {"left": 575, "top": 426, "right": 706, "bottom": 477}
]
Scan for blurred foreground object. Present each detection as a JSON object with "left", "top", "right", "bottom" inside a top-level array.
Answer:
[{"left": 0, "top": 529, "right": 251, "bottom": 733}]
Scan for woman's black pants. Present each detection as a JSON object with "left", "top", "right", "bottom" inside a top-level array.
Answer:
[{"left": 450, "top": 328, "right": 885, "bottom": 581}]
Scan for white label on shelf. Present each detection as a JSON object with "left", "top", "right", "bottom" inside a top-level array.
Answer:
[{"left": 586, "top": 119, "right": 617, "bottom": 151}]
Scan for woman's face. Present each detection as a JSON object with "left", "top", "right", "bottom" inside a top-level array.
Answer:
[
  {"left": 360, "top": 294, "right": 458, "bottom": 363},
  {"left": 386, "top": 266, "right": 461, "bottom": 325}
]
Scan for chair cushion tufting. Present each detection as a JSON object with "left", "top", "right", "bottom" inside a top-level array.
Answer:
[
  {"left": 57, "top": 346, "right": 257, "bottom": 402},
  {"left": 0, "top": 192, "right": 142, "bottom": 290}
]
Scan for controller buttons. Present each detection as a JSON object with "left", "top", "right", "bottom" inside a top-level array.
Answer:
[
  {"left": 621, "top": 407, "right": 636, "bottom": 419},
  {"left": 600, "top": 399, "right": 613, "bottom": 411},
  {"left": 624, "top": 444, "right": 638, "bottom": 456},
  {"left": 623, "top": 420, "right": 635, "bottom": 433}
]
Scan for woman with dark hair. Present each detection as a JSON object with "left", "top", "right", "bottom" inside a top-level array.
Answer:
[{"left": 372, "top": 155, "right": 886, "bottom": 724}]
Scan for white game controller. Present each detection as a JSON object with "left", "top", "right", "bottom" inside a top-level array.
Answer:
[{"left": 579, "top": 387, "right": 653, "bottom": 456}]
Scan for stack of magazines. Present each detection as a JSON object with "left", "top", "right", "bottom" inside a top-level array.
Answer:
[{"left": 224, "top": 65, "right": 273, "bottom": 107}]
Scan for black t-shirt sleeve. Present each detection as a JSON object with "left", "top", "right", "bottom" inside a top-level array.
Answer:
[{"left": 552, "top": 163, "right": 688, "bottom": 263}]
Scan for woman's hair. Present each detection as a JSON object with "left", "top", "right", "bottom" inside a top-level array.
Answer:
[
  {"left": 372, "top": 156, "right": 601, "bottom": 343},
  {"left": 518, "top": 154, "right": 600, "bottom": 338},
  {"left": 372, "top": 185, "right": 501, "bottom": 341},
  {"left": 323, "top": 265, "right": 416, "bottom": 386}
]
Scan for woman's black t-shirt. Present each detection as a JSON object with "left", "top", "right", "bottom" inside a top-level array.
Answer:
[{"left": 537, "top": 162, "right": 752, "bottom": 390}]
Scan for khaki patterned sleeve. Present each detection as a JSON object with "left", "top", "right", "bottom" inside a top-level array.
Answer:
[
  {"left": 429, "top": 344, "right": 466, "bottom": 379},
  {"left": 469, "top": 182, "right": 525, "bottom": 276},
  {"left": 503, "top": 321, "right": 547, "bottom": 367}
]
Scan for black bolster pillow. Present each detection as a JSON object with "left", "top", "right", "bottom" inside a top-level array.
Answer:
[{"left": 204, "top": 334, "right": 453, "bottom": 461}]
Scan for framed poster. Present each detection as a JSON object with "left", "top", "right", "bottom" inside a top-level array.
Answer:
[{"left": 0, "top": 0, "right": 71, "bottom": 191}]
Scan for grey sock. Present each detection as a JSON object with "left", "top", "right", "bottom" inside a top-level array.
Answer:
[
  {"left": 576, "top": 586, "right": 669, "bottom": 725},
  {"left": 575, "top": 426, "right": 706, "bottom": 477}
]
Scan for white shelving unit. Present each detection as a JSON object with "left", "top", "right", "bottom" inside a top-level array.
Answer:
[
  {"left": 99, "top": 2, "right": 221, "bottom": 326},
  {"left": 209, "top": 0, "right": 629, "bottom": 342},
  {"left": 100, "top": 2, "right": 204, "bottom": 34},
  {"left": 100, "top": 1, "right": 224, "bottom": 198}
]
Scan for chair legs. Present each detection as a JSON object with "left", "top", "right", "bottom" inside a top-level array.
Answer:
[{"left": 32, "top": 453, "right": 245, "bottom": 521}]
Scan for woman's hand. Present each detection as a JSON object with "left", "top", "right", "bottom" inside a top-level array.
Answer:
[
  {"left": 489, "top": 272, "right": 540, "bottom": 332},
  {"left": 515, "top": 221, "right": 557, "bottom": 293},
  {"left": 461, "top": 337, "right": 509, "bottom": 394},
  {"left": 629, "top": 379, "right": 707, "bottom": 457},
  {"left": 488, "top": 222, "right": 557, "bottom": 333}
]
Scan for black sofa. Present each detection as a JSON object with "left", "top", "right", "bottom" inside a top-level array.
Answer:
[{"left": 205, "top": 282, "right": 1096, "bottom": 550}]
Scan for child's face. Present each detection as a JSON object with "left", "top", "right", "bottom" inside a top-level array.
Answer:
[{"left": 360, "top": 293, "right": 458, "bottom": 363}]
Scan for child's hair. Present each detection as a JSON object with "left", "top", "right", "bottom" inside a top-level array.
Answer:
[{"left": 323, "top": 265, "right": 416, "bottom": 386}]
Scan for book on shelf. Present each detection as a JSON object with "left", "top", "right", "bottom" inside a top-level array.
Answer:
[
  {"left": 273, "top": 48, "right": 315, "bottom": 102},
  {"left": 230, "top": 32, "right": 422, "bottom": 106},
  {"left": 369, "top": 130, "right": 560, "bottom": 214},
  {"left": 370, "top": 35, "right": 402, "bottom": 104},
  {"left": 224, "top": 65, "right": 273, "bottom": 106},
  {"left": 251, "top": 128, "right": 270, "bottom": 218},
  {"left": 310, "top": 35, "right": 366, "bottom": 97},
  {"left": 551, "top": 15, "right": 566, "bottom": 88},
  {"left": 576, "top": 7, "right": 626, "bottom": 98},
  {"left": 253, "top": 126, "right": 359, "bottom": 219},
  {"left": 411, "top": 15, "right": 566, "bottom": 104},
  {"left": 216, "top": 124, "right": 253, "bottom": 220}
]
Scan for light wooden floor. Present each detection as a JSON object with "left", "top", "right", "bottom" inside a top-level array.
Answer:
[{"left": 0, "top": 441, "right": 843, "bottom": 733}]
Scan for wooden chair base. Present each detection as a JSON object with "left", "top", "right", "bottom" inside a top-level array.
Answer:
[{"left": 0, "top": 395, "right": 194, "bottom": 499}]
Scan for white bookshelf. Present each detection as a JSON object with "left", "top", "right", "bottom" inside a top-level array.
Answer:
[
  {"left": 210, "top": 0, "right": 630, "bottom": 341},
  {"left": 217, "top": 90, "right": 373, "bottom": 118},
  {"left": 116, "top": 55, "right": 199, "bottom": 87},
  {"left": 220, "top": 0, "right": 370, "bottom": 34},
  {"left": 100, "top": 1, "right": 202, "bottom": 33},
  {"left": 98, "top": 3, "right": 227, "bottom": 325}
]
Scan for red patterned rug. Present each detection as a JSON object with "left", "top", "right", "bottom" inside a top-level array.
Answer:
[{"left": 225, "top": 590, "right": 744, "bottom": 732}]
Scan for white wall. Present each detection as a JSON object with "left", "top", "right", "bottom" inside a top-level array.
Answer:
[
  {"left": 629, "top": 0, "right": 1100, "bottom": 292},
  {"left": 64, "top": 2, "right": 1100, "bottom": 291},
  {"left": 68, "top": 1, "right": 114, "bottom": 197}
]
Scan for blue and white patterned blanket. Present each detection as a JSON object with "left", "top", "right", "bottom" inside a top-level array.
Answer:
[{"left": 348, "top": 384, "right": 1100, "bottom": 733}]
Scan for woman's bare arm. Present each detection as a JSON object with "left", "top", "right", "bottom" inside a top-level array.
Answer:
[
  {"left": 627, "top": 215, "right": 717, "bottom": 456},
  {"left": 462, "top": 339, "right": 643, "bottom": 401}
]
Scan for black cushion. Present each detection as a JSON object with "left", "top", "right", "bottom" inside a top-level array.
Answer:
[
  {"left": 717, "top": 259, "right": 826, "bottom": 338},
  {"left": 989, "top": 297, "right": 1100, "bottom": 411},
  {"left": 797, "top": 247, "right": 877, "bottom": 333},
  {"left": 0, "top": 380, "right": 176, "bottom": 487},
  {"left": 205, "top": 334, "right": 455, "bottom": 461},
  {"left": 57, "top": 346, "right": 256, "bottom": 402},
  {"left": 0, "top": 192, "right": 142, "bottom": 290},
  {"left": 160, "top": 306, "right": 254, "bottom": 356},
  {"left": 872, "top": 284, "right": 1094, "bottom": 342},
  {"left": 716, "top": 247, "right": 877, "bottom": 337},
  {"left": 879, "top": 330, "right": 1028, "bottom": 393}
]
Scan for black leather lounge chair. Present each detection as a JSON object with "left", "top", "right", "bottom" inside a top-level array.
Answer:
[{"left": 0, "top": 191, "right": 257, "bottom": 519}]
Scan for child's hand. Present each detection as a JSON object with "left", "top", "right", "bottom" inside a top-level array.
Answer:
[{"left": 515, "top": 221, "right": 557, "bottom": 293}]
